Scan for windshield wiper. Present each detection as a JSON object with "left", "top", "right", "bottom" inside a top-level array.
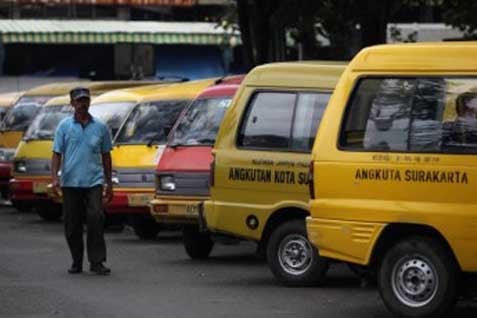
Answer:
[
  {"left": 196, "top": 138, "right": 215, "bottom": 145},
  {"left": 147, "top": 136, "right": 164, "bottom": 147},
  {"left": 168, "top": 141, "right": 185, "bottom": 148}
]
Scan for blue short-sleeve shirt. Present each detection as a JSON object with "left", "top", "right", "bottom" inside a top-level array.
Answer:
[{"left": 53, "top": 115, "right": 112, "bottom": 188}]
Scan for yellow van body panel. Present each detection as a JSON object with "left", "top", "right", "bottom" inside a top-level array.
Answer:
[
  {"left": 112, "top": 145, "right": 160, "bottom": 169},
  {"left": 307, "top": 42, "right": 477, "bottom": 272},
  {"left": 204, "top": 62, "right": 346, "bottom": 242},
  {"left": 15, "top": 140, "right": 52, "bottom": 159},
  {"left": 0, "top": 131, "right": 23, "bottom": 148},
  {"left": 0, "top": 91, "right": 24, "bottom": 147}
]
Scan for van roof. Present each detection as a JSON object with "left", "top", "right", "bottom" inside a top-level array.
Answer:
[
  {"left": 42, "top": 82, "right": 167, "bottom": 107},
  {"left": 0, "top": 91, "right": 24, "bottom": 107},
  {"left": 23, "top": 82, "right": 90, "bottom": 96},
  {"left": 350, "top": 41, "right": 477, "bottom": 72},
  {"left": 90, "top": 83, "right": 170, "bottom": 105},
  {"left": 197, "top": 76, "right": 245, "bottom": 99},
  {"left": 138, "top": 78, "right": 217, "bottom": 103},
  {"left": 23, "top": 80, "right": 161, "bottom": 98},
  {"left": 245, "top": 61, "right": 347, "bottom": 89}
]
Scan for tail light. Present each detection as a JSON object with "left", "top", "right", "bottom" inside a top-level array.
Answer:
[
  {"left": 209, "top": 154, "right": 216, "bottom": 187},
  {"left": 308, "top": 161, "right": 315, "bottom": 199}
]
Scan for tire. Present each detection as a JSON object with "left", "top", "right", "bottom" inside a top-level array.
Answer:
[
  {"left": 183, "top": 226, "right": 214, "bottom": 259},
  {"left": 266, "top": 219, "right": 328, "bottom": 287},
  {"left": 132, "top": 217, "right": 160, "bottom": 240},
  {"left": 11, "top": 200, "right": 31, "bottom": 212},
  {"left": 378, "top": 236, "right": 458, "bottom": 318},
  {"left": 36, "top": 203, "right": 62, "bottom": 221}
]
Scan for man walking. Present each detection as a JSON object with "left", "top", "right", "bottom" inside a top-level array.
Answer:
[{"left": 51, "top": 87, "right": 113, "bottom": 275}]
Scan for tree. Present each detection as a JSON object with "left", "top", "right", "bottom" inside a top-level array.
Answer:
[
  {"left": 229, "top": 0, "right": 439, "bottom": 68},
  {"left": 441, "top": 0, "right": 477, "bottom": 38}
]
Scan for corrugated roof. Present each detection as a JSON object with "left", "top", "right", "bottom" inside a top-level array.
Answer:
[{"left": 0, "top": 19, "right": 241, "bottom": 45}]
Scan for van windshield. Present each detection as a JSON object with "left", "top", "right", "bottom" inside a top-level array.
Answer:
[
  {"left": 89, "top": 102, "right": 136, "bottom": 137},
  {"left": 24, "top": 105, "right": 72, "bottom": 141},
  {"left": 115, "top": 100, "right": 188, "bottom": 145},
  {"left": 1, "top": 96, "right": 51, "bottom": 131},
  {"left": 0, "top": 106, "right": 8, "bottom": 121},
  {"left": 23, "top": 102, "right": 135, "bottom": 141},
  {"left": 169, "top": 97, "right": 232, "bottom": 147}
]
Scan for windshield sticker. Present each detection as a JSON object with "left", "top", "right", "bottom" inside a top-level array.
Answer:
[
  {"left": 125, "top": 122, "right": 136, "bottom": 137},
  {"left": 218, "top": 99, "right": 232, "bottom": 109},
  {"left": 355, "top": 168, "right": 468, "bottom": 184}
]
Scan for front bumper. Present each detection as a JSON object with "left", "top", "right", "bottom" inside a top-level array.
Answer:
[
  {"left": 149, "top": 196, "right": 207, "bottom": 224},
  {"left": 306, "top": 216, "right": 385, "bottom": 265},
  {"left": 105, "top": 190, "right": 154, "bottom": 215},
  {"left": 9, "top": 177, "right": 51, "bottom": 202},
  {"left": 0, "top": 162, "right": 12, "bottom": 196}
]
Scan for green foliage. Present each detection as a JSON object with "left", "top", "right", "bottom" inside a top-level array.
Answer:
[{"left": 441, "top": 0, "right": 477, "bottom": 38}]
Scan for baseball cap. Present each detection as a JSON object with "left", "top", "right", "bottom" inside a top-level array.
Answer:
[{"left": 70, "top": 87, "right": 90, "bottom": 100}]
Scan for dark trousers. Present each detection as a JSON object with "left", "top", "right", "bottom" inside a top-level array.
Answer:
[{"left": 62, "top": 186, "right": 106, "bottom": 265}]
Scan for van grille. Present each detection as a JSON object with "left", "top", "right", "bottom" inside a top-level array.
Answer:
[
  {"left": 116, "top": 168, "right": 155, "bottom": 188},
  {"left": 15, "top": 158, "right": 50, "bottom": 176},
  {"left": 156, "top": 172, "right": 210, "bottom": 196}
]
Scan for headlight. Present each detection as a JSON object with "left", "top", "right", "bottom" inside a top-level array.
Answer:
[
  {"left": 111, "top": 170, "right": 119, "bottom": 185},
  {"left": 160, "top": 175, "right": 175, "bottom": 191},
  {"left": 14, "top": 160, "right": 27, "bottom": 173}
]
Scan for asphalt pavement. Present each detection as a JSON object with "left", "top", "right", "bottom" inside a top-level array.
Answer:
[{"left": 0, "top": 205, "right": 476, "bottom": 318}]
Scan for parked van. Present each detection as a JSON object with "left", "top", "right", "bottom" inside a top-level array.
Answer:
[
  {"left": 0, "top": 91, "right": 23, "bottom": 123},
  {"left": 0, "top": 91, "right": 24, "bottom": 199},
  {"left": 149, "top": 76, "right": 244, "bottom": 249},
  {"left": 0, "top": 82, "right": 87, "bottom": 149},
  {"left": 306, "top": 42, "right": 477, "bottom": 317},
  {"left": 10, "top": 82, "right": 164, "bottom": 217},
  {"left": 109, "top": 79, "right": 215, "bottom": 239},
  {"left": 202, "top": 62, "right": 346, "bottom": 286}
]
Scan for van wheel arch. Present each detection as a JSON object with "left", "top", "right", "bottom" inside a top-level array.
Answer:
[
  {"left": 258, "top": 208, "right": 309, "bottom": 255},
  {"left": 370, "top": 223, "right": 460, "bottom": 271}
]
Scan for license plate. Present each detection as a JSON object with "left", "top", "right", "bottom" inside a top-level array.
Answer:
[
  {"left": 169, "top": 204, "right": 199, "bottom": 216},
  {"left": 185, "top": 204, "right": 198, "bottom": 215},
  {"left": 32, "top": 182, "right": 48, "bottom": 194},
  {"left": 127, "top": 193, "right": 154, "bottom": 207}
]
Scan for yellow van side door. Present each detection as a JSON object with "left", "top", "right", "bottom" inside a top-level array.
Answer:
[{"left": 211, "top": 88, "right": 332, "bottom": 241}]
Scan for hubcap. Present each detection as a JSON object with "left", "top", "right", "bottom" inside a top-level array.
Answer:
[
  {"left": 391, "top": 255, "right": 439, "bottom": 307},
  {"left": 278, "top": 234, "right": 313, "bottom": 276}
]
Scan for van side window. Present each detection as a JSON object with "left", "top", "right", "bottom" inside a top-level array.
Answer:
[
  {"left": 292, "top": 93, "right": 330, "bottom": 151},
  {"left": 238, "top": 92, "right": 330, "bottom": 152},
  {"left": 238, "top": 92, "right": 296, "bottom": 150},
  {"left": 340, "top": 77, "right": 477, "bottom": 154}
]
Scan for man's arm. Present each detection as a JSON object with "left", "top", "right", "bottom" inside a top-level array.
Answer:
[
  {"left": 51, "top": 152, "right": 62, "bottom": 196},
  {"left": 102, "top": 152, "right": 113, "bottom": 204}
]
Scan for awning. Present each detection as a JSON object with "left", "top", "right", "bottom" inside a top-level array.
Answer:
[
  {"left": 0, "top": 19, "right": 241, "bottom": 45},
  {"left": 5, "top": 0, "right": 197, "bottom": 5}
]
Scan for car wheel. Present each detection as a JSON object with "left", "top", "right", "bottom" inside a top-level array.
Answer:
[
  {"left": 36, "top": 203, "right": 62, "bottom": 221},
  {"left": 183, "top": 225, "right": 214, "bottom": 259},
  {"left": 266, "top": 219, "right": 328, "bottom": 287},
  {"left": 132, "top": 217, "right": 160, "bottom": 240},
  {"left": 378, "top": 236, "right": 458, "bottom": 318},
  {"left": 11, "top": 200, "right": 32, "bottom": 212}
]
